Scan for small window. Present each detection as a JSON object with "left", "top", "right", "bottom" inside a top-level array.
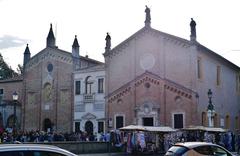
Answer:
[
  {"left": 98, "top": 78, "right": 104, "bottom": 93},
  {"left": 98, "top": 121, "right": 104, "bottom": 133},
  {"left": 47, "top": 63, "right": 53, "bottom": 72},
  {"left": 115, "top": 116, "right": 124, "bottom": 129},
  {"left": 0, "top": 89, "right": 3, "bottom": 95},
  {"left": 216, "top": 66, "right": 221, "bottom": 86},
  {"left": 225, "top": 115, "right": 230, "bottom": 129},
  {"left": 173, "top": 114, "right": 183, "bottom": 129},
  {"left": 144, "top": 82, "right": 150, "bottom": 88},
  {"left": 75, "top": 81, "right": 81, "bottom": 95},
  {"left": 202, "top": 112, "right": 207, "bottom": 126},
  {"left": 235, "top": 116, "right": 239, "bottom": 130},
  {"left": 236, "top": 74, "right": 240, "bottom": 93},
  {"left": 197, "top": 57, "right": 203, "bottom": 79},
  {"left": 75, "top": 122, "right": 80, "bottom": 132},
  {"left": 0, "top": 89, "right": 3, "bottom": 103}
]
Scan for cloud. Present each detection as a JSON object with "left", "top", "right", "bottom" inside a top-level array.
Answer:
[{"left": 0, "top": 35, "right": 28, "bottom": 49}]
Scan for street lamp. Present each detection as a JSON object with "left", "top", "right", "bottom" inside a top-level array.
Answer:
[
  {"left": 207, "top": 89, "right": 215, "bottom": 127},
  {"left": 12, "top": 91, "right": 18, "bottom": 135}
]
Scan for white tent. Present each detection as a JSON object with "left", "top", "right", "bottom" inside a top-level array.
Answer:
[
  {"left": 119, "top": 125, "right": 176, "bottom": 132},
  {"left": 144, "top": 126, "right": 176, "bottom": 132},
  {"left": 119, "top": 125, "right": 147, "bottom": 131},
  {"left": 183, "top": 126, "right": 227, "bottom": 132}
]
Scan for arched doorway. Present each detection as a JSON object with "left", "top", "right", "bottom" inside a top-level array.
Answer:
[
  {"left": 43, "top": 118, "right": 52, "bottom": 132},
  {"left": 202, "top": 112, "right": 207, "bottom": 126},
  {"left": 85, "top": 121, "right": 93, "bottom": 135},
  {"left": 6, "top": 115, "right": 16, "bottom": 128},
  {"left": 225, "top": 115, "right": 230, "bottom": 129}
]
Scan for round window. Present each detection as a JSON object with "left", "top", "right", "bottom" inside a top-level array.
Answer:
[{"left": 145, "top": 82, "right": 151, "bottom": 88}]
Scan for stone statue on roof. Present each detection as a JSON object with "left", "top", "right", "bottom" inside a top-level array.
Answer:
[
  {"left": 145, "top": 5, "right": 151, "bottom": 26},
  {"left": 190, "top": 18, "right": 196, "bottom": 38},
  {"left": 105, "top": 32, "right": 111, "bottom": 52}
]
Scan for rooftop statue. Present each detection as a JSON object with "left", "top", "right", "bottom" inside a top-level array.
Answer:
[
  {"left": 145, "top": 5, "right": 151, "bottom": 26},
  {"left": 190, "top": 18, "right": 196, "bottom": 37}
]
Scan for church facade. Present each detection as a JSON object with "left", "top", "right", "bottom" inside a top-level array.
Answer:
[
  {"left": 0, "top": 6, "right": 240, "bottom": 133},
  {"left": 104, "top": 6, "right": 240, "bottom": 130},
  {"left": 0, "top": 24, "right": 102, "bottom": 132}
]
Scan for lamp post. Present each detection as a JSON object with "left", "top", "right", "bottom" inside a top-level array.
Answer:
[
  {"left": 207, "top": 89, "right": 215, "bottom": 127},
  {"left": 12, "top": 91, "right": 18, "bottom": 135}
]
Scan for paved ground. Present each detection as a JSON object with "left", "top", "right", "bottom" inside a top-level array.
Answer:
[
  {"left": 79, "top": 154, "right": 160, "bottom": 156},
  {"left": 78, "top": 152, "right": 164, "bottom": 156},
  {"left": 79, "top": 153, "right": 124, "bottom": 156},
  {"left": 78, "top": 152, "right": 240, "bottom": 156}
]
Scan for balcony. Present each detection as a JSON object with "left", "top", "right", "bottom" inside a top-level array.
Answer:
[{"left": 83, "top": 93, "right": 95, "bottom": 103}]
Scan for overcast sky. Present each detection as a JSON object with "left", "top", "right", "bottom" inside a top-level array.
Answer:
[{"left": 0, "top": 0, "right": 240, "bottom": 70}]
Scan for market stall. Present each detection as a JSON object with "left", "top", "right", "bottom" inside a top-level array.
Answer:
[
  {"left": 182, "top": 126, "right": 228, "bottom": 144},
  {"left": 119, "top": 125, "right": 176, "bottom": 154}
]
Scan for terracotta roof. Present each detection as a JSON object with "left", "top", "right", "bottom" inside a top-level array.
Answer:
[{"left": 0, "top": 75, "right": 23, "bottom": 83}]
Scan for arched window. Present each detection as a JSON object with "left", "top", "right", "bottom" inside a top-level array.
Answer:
[
  {"left": 85, "top": 121, "right": 93, "bottom": 135},
  {"left": 85, "top": 76, "right": 93, "bottom": 94},
  {"left": 235, "top": 116, "right": 239, "bottom": 130},
  {"left": 214, "top": 113, "right": 218, "bottom": 127},
  {"left": 202, "top": 112, "right": 207, "bottom": 126},
  {"left": 7, "top": 115, "right": 15, "bottom": 128},
  {"left": 225, "top": 115, "right": 230, "bottom": 129},
  {"left": 43, "top": 83, "right": 52, "bottom": 102}
]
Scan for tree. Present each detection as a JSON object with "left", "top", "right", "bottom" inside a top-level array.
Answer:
[
  {"left": 17, "top": 64, "right": 23, "bottom": 74},
  {"left": 0, "top": 53, "right": 18, "bottom": 79}
]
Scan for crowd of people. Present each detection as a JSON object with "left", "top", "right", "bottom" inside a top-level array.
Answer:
[
  {"left": 0, "top": 129, "right": 111, "bottom": 143},
  {"left": 1, "top": 128, "right": 240, "bottom": 154}
]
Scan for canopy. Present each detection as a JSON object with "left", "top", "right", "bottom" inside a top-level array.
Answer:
[
  {"left": 183, "top": 126, "right": 227, "bottom": 132},
  {"left": 119, "top": 125, "right": 176, "bottom": 132},
  {"left": 119, "top": 125, "right": 147, "bottom": 131},
  {"left": 144, "top": 126, "right": 176, "bottom": 132}
]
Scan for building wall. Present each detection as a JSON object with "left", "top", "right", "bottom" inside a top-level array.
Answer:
[
  {"left": 74, "top": 68, "right": 105, "bottom": 134},
  {"left": 106, "top": 30, "right": 196, "bottom": 95},
  {"left": 196, "top": 49, "right": 240, "bottom": 129},
  {"left": 23, "top": 48, "right": 73, "bottom": 132},
  {"left": 0, "top": 80, "right": 23, "bottom": 129},
  {"left": 105, "top": 27, "right": 240, "bottom": 130},
  {"left": 0, "top": 81, "right": 23, "bottom": 102}
]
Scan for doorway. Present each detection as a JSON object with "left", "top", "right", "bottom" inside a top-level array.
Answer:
[
  {"left": 142, "top": 117, "right": 153, "bottom": 126},
  {"left": 43, "top": 118, "right": 52, "bottom": 132},
  {"left": 85, "top": 121, "right": 93, "bottom": 135}
]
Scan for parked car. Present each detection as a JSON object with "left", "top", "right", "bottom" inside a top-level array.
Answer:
[
  {"left": 0, "top": 144, "right": 78, "bottom": 156},
  {"left": 165, "top": 142, "right": 236, "bottom": 156}
]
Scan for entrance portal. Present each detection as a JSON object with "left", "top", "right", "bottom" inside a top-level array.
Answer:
[
  {"left": 142, "top": 117, "right": 153, "bottom": 126},
  {"left": 43, "top": 118, "right": 52, "bottom": 132},
  {"left": 85, "top": 121, "right": 93, "bottom": 135}
]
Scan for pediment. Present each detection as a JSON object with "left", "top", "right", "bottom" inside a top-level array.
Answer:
[
  {"left": 24, "top": 47, "right": 73, "bottom": 72},
  {"left": 81, "top": 113, "right": 97, "bottom": 120},
  {"left": 107, "top": 71, "right": 197, "bottom": 103},
  {"left": 104, "top": 26, "right": 192, "bottom": 58}
]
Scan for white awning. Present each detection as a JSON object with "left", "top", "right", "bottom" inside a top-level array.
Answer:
[{"left": 119, "top": 125, "right": 176, "bottom": 132}]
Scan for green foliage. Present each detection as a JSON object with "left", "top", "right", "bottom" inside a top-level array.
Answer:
[{"left": 0, "top": 53, "right": 18, "bottom": 79}]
